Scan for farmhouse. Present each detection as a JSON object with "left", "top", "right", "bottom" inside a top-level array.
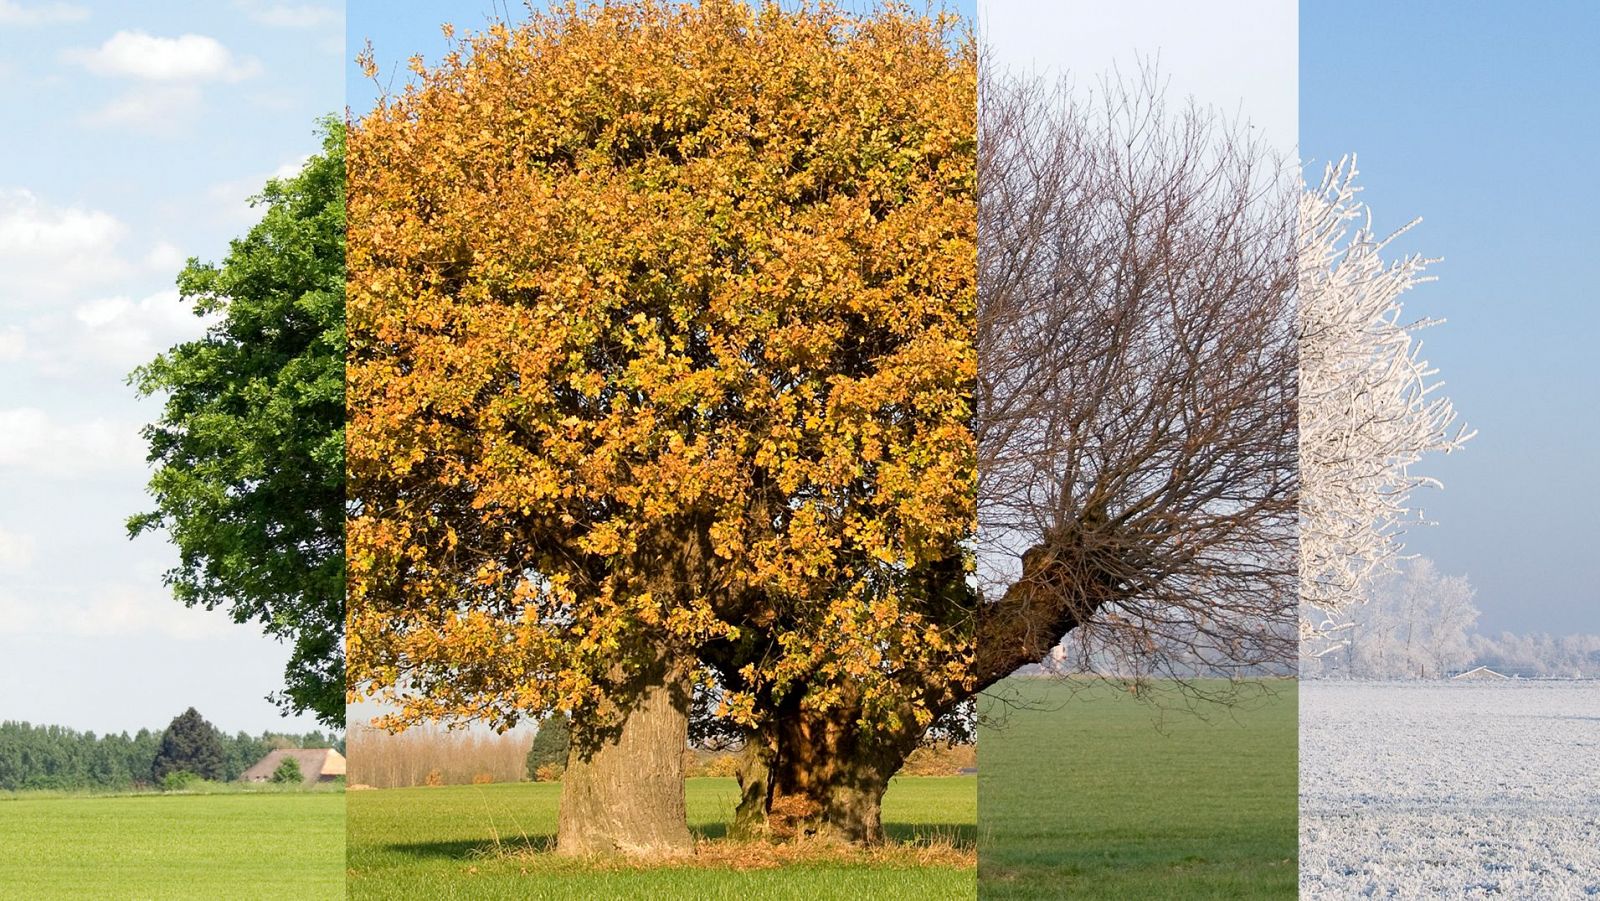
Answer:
[
  {"left": 1451, "top": 665, "right": 1510, "bottom": 681},
  {"left": 241, "top": 748, "right": 346, "bottom": 784}
]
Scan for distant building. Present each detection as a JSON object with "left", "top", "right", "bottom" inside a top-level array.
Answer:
[
  {"left": 1451, "top": 666, "right": 1510, "bottom": 681},
  {"left": 241, "top": 748, "right": 346, "bottom": 784}
]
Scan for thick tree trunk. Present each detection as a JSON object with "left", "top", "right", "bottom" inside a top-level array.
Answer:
[
  {"left": 730, "top": 740, "right": 771, "bottom": 841},
  {"left": 763, "top": 706, "right": 908, "bottom": 845},
  {"left": 556, "top": 656, "right": 694, "bottom": 857}
]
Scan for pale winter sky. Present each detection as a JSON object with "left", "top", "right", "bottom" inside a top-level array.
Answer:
[
  {"left": 1301, "top": 1, "right": 1599, "bottom": 635},
  {"left": 980, "top": 0, "right": 1296, "bottom": 154},
  {"left": 976, "top": 1, "right": 1296, "bottom": 607},
  {"left": 0, "top": 0, "right": 341, "bottom": 734}
]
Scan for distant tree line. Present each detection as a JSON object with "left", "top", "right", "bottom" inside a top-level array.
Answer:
[
  {"left": 1466, "top": 631, "right": 1600, "bottom": 679},
  {"left": 345, "top": 723, "right": 531, "bottom": 789},
  {"left": 0, "top": 712, "right": 344, "bottom": 792},
  {"left": 1306, "top": 557, "right": 1600, "bottom": 679}
]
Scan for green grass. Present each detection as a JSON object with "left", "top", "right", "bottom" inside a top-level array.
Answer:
[
  {"left": 0, "top": 790, "right": 344, "bottom": 899},
  {"left": 978, "top": 678, "right": 1297, "bottom": 900},
  {"left": 347, "top": 776, "right": 976, "bottom": 900}
]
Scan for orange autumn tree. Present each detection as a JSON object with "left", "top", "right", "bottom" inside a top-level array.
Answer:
[{"left": 347, "top": 0, "right": 975, "bottom": 853}]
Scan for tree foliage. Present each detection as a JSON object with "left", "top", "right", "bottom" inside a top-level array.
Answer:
[
  {"left": 347, "top": 0, "right": 975, "bottom": 750},
  {"left": 271, "top": 756, "right": 305, "bottom": 784},
  {"left": 526, "top": 713, "right": 571, "bottom": 780},
  {"left": 0, "top": 721, "right": 341, "bottom": 791},
  {"left": 150, "top": 707, "right": 227, "bottom": 783},
  {"left": 129, "top": 120, "right": 347, "bottom": 726}
]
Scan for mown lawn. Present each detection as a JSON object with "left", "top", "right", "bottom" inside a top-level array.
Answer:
[
  {"left": 347, "top": 776, "right": 976, "bottom": 900},
  {"left": 0, "top": 789, "right": 344, "bottom": 899},
  {"left": 978, "top": 678, "right": 1297, "bottom": 900}
]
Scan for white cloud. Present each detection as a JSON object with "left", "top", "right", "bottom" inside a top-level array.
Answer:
[
  {"left": 0, "top": 527, "right": 36, "bottom": 571},
  {"left": 64, "top": 31, "right": 261, "bottom": 131},
  {"left": 0, "top": 326, "right": 24, "bottom": 361},
  {"left": 0, "top": 591, "right": 44, "bottom": 635},
  {"left": 0, "top": 0, "right": 87, "bottom": 25},
  {"left": 0, "top": 408, "right": 145, "bottom": 476},
  {"left": 69, "top": 289, "right": 212, "bottom": 369},
  {"left": 4, "top": 288, "right": 212, "bottom": 379},
  {"left": 64, "top": 585, "right": 236, "bottom": 639},
  {"left": 64, "top": 31, "right": 260, "bottom": 82},
  {"left": 143, "top": 241, "right": 187, "bottom": 273},
  {"left": 0, "top": 188, "right": 131, "bottom": 303},
  {"left": 237, "top": 2, "right": 341, "bottom": 29},
  {"left": 207, "top": 156, "right": 308, "bottom": 223},
  {"left": 0, "top": 187, "right": 122, "bottom": 259},
  {"left": 81, "top": 83, "right": 203, "bottom": 130},
  {"left": 0, "top": 584, "right": 235, "bottom": 640}
]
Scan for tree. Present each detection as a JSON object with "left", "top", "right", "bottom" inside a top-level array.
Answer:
[
  {"left": 271, "top": 756, "right": 304, "bottom": 784},
  {"left": 974, "top": 68, "right": 1299, "bottom": 692},
  {"left": 129, "top": 120, "right": 346, "bottom": 727},
  {"left": 1298, "top": 158, "right": 1473, "bottom": 653},
  {"left": 224, "top": 730, "right": 269, "bottom": 781},
  {"left": 730, "top": 62, "right": 1303, "bottom": 846},
  {"left": 1320, "top": 557, "right": 1478, "bottom": 679},
  {"left": 347, "top": 1, "right": 973, "bottom": 852},
  {"left": 151, "top": 708, "right": 226, "bottom": 783},
  {"left": 526, "top": 714, "right": 570, "bottom": 781}
]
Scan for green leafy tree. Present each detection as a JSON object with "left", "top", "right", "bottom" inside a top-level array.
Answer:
[
  {"left": 270, "top": 756, "right": 304, "bottom": 784},
  {"left": 525, "top": 714, "right": 571, "bottom": 781},
  {"left": 151, "top": 708, "right": 226, "bottom": 783},
  {"left": 224, "top": 731, "right": 269, "bottom": 781},
  {"left": 129, "top": 119, "right": 346, "bottom": 726}
]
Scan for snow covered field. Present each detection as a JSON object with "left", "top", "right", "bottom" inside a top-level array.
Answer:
[{"left": 1301, "top": 680, "right": 1600, "bottom": 898}]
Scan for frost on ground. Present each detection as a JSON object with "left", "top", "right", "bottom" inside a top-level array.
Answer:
[{"left": 1301, "top": 680, "right": 1600, "bottom": 899}]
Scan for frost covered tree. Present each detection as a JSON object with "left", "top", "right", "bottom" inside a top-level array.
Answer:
[
  {"left": 1298, "top": 159, "right": 1473, "bottom": 654},
  {"left": 1330, "top": 557, "right": 1478, "bottom": 679},
  {"left": 1470, "top": 631, "right": 1600, "bottom": 678}
]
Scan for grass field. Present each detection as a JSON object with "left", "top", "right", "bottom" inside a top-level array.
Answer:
[
  {"left": 347, "top": 776, "right": 976, "bottom": 900},
  {"left": 0, "top": 789, "right": 344, "bottom": 899},
  {"left": 977, "top": 678, "right": 1297, "bottom": 900}
]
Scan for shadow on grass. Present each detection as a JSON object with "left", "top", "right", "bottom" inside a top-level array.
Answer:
[
  {"left": 383, "top": 822, "right": 974, "bottom": 862},
  {"left": 887, "top": 822, "right": 977, "bottom": 848},
  {"left": 384, "top": 836, "right": 554, "bottom": 860}
]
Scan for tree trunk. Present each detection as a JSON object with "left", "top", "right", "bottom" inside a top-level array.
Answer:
[
  {"left": 730, "top": 739, "right": 771, "bottom": 841},
  {"left": 556, "top": 656, "right": 694, "bottom": 857},
  {"left": 763, "top": 705, "right": 908, "bottom": 845}
]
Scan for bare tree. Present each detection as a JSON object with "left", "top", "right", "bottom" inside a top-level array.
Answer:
[
  {"left": 1298, "top": 159, "right": 1473, "bottom": 654},
  {"left": 974, "top": 67, "right": 1299, "bottom": 693}
]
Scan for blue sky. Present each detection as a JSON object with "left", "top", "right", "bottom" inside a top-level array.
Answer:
[
  {"left": 0, "top": 0, "right": 341, "bottom": 734},
  {"left": 1301, "top": 1, "right": 1600, "bottom": 635},
  {"left": 348, "top": 0, "right": 977, "bottom": 118}
]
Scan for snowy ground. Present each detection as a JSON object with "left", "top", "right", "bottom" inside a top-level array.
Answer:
[{"left": 1301, "top": 680, "right": 1600, "bottom": 899}]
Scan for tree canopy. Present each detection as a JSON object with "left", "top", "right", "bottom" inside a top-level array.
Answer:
[
  {"left": 271, "top": 756, "right": 305, "bottom": 784},
  {"left": 130, "top": 120, "right": 346, "bottom": 727},
  {"left": 347, "top": 0, "right": 975, "bottom": 741},
  {"left": 150, "top": 707, "right": 227, "bottom": 783},
  {"left": 526, "top": 713, "right": 571, "bottom": 780}
]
